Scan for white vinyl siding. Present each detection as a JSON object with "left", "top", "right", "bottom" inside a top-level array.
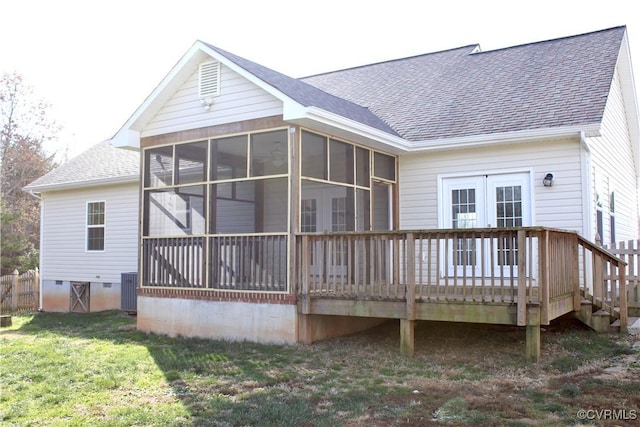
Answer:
[
  {"left": 142, "top": 63, "right": 283, "bottom": 137},
  {"left": 399, "top": 138, "right": 584, "bottom": 233},
  {"left": 586, "top": 67, "right": 639, "bottom": 243},
  {"left": 41, "top": 182, "right": 139, "bottom": 284}
]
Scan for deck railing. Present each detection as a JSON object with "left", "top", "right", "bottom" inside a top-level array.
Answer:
[
  {"left": 296, "top": 227, "right": 627, "bottom": 326},
  {"left": 142, "top": 234, "right": 287, "bottom": 292},
  {"left": 578, "top": 237, "right": 628, "bottom": 328}
]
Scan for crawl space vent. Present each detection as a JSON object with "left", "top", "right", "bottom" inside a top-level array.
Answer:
[{"left": 199, "top": 61, "right": 221, "bottom": 98}]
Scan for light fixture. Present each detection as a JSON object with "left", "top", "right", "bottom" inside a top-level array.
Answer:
[
  {"left": 200, "top": 97, "right": 214, "bottom": 111},
  {"left": 543, "top": 173, "right": 554, "bottom": 187}
]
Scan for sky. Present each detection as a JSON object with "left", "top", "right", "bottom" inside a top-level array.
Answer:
[{"left": 1, "top": 0, "right": 639, "bottom": 162}]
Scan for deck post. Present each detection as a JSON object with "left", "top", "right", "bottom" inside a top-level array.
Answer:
[
  {"left": 301, "top": 235, "right": 310, "bottom": 314},
  {"left": 526, "top": 302, "right": 541, "bottom": 363},
  {"left": 297, "top": 314, "right": 313, "bottom": 345},
  {"left": 400, "top": 319, "right": 415, "bottom": 356},
  {"left": 406, "top": 233, "right": 416, "bottom": 320},
  {"left": 517, "top": 231, "right": 527, "bottom": 326}
]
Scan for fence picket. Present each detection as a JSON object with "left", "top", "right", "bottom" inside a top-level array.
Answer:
[{"left": 0, "top": 269, "right": 39, "bottom": 314}]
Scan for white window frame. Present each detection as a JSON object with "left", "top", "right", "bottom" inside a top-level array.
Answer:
[{"left": 86, "top": 200, "right": 106, "bottom": 252}]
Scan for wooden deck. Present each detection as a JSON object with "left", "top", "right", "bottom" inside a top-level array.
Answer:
[
  {"left": 138, "top": 227, "right": 631, "bottom": 362},
  {"left": 295, "top": 227, "right": 628, "bottom": 361}
]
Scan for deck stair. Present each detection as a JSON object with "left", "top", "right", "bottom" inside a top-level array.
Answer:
[{"left": 575, "top": 289, "right": 631, "bottom": 332}]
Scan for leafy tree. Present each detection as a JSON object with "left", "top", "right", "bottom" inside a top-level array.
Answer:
[{"left": 1, "top": 72, "right": 58, "bottom": 275}]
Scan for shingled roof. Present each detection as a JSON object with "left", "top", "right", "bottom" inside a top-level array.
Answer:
[
  {"left": 301, "top": 26, "right": 626, "bottom": 142},
  {"left": 203, "top": 43, "right": 399, "bottom": 136},
  {"left": 24, "top": 141, "right": 139, "bottom": 192}
]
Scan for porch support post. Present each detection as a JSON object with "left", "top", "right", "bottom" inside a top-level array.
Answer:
[
  {"left": 297, "top": 314, "right": 313, "bottom": 345},
  {"left": 526, "top": 302, "right": 541, "bottom": 363},
  {"left": 516, "top": 230, "right": 527, "bottom": 326},
  {"left": 400, "top": 319, "right": 415, "bottom": 356},
  {"left": 401, "top": 233, "right": 416, "bottom": 357},
  {"left": 301, "top": 235, "right": 311, "bottom": 314}
]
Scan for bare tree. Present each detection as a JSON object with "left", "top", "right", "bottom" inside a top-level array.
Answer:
[{"left": 1, "top": 72, "right": 59, "bottom": 274}]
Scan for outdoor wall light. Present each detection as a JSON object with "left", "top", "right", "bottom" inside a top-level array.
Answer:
[
  {"left": 200, "top": 97, "right": 214, "bottom": 111},
  {"left": 543, "top": 173, "right": 554, "bottom": 187}
]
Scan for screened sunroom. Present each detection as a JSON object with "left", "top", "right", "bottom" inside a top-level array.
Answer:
[{"left": 140, "top": 126, "right": 397, "bottom": 294}]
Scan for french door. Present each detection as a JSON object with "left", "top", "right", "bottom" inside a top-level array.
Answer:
[
  {"left": 302, "top": 186, "right": 349, "bottom": 278},
  {"left": 443, "top": 173, "right": 531, "bottom": 277}
]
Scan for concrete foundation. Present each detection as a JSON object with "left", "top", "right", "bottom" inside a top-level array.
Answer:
[
  {"left": 137, "top": 296, "right": 298, "bottom": 344},
  {"left": 42, "top": 280, "right": 122, "bottom": 312}
]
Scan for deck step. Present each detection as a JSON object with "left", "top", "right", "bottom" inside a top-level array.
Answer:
[
  {"left": 609, "top": 317, "right": 639, "bottom": 333},
  {"left": 627, "top": 317, "right": 640, "bottom": 335}
]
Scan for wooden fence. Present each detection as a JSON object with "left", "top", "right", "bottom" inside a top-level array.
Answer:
[
  {"left": 0, "top": 269, "right": 39, "bottom": 314},
  {"left": 606, "top": 240, "right": 640, "bottom": 309}
]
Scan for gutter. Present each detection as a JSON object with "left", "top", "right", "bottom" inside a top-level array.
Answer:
[
  {"left": 23, "top": 174, "right": 139, "bottom": 193},
  {"left": 285, "top": 101, "right": 601, "bottom": 154}
]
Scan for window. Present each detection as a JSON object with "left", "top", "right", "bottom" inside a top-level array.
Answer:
[
  {"left": 596, "top": 193, "right": 604, "bottom": 244},
  {"left": 610, "top": 191, "right": 616, "bottom": 245},
  {"left": 87, "top": 201, "right": 105, "bottom": 251}
]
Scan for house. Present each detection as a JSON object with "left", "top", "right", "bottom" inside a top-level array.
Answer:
[
  {"left": 109, "top": 26, "right": 639, "bottom": 360},
  {"left": 23, "top": 141, "right": 139, "bottom": 313}
]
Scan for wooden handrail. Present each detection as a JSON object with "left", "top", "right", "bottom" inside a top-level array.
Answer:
[{"left": 296, "top": 226, "right": 628, "bottom": 331}]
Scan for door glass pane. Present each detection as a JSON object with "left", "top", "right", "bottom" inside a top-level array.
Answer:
[
  {"left": 331, "top": 197, "right": 348, "bottom": 232},
  {"left": 301, "top": 199, "right": 317, "bottom": 233},
  {"left": 451, "top": 188, "right": 476, "bottom": 266},
  {"left": 495, "top": 185, "right": 522, "bottom": 266},
  {"left": 451, "top": 189, "right": 476, "bottom": 229},
  {"left": 495, "top": 185, "right": 522, "bottom": 228}
]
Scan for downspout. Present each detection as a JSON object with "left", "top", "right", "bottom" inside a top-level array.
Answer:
[
  {"left": 27, "top": 190, "right": 44, "bottom": 311},
  {"left": 580, "top": 131, "right": 593, "bottom": 240}
]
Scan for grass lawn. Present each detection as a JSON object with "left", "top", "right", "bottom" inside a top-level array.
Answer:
[{"left": 1, "top": 311, "right": 639, "bottom": 426}]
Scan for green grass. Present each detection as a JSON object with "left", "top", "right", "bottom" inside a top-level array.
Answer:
[{"left": 1, "top": 311, "right": 639, "bottom": 426}]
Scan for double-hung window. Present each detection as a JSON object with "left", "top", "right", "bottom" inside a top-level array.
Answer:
[{"left": 87, "top": 201, "right": 105, "bottom": 251}]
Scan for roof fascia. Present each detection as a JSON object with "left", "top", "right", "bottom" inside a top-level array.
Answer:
[
  {"left": 23, "top": 174, "right": 139, "bottom": 194},
  {"left": 404, "top": 124, "right": 601, "bottom": 153},
  {"left": 112, "top": 42, "right": 304, "bottom": 148},
  {"left": 198, "top": 45, "right": 301, "bottom": 106},
  {"left": 284, "top": 104, "right": 408, "bottom": 152},
  {"left": 112, "top": 41, "right": 211, "bottom": 147}
]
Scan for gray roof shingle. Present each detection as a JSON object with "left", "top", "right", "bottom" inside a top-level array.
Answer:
[
  {"left": 24, "top": 141, "right": 139, "bottom": 191},
  {"left": 301, "top": 26, "right": 625, "bottom": 141},
  {"left": 203, "top": 43, "right": 400, "bottom": 136}
]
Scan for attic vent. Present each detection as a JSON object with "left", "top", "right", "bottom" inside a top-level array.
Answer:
[{"left": 199, "top": 61, "right": 221, "bottom": 98}]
